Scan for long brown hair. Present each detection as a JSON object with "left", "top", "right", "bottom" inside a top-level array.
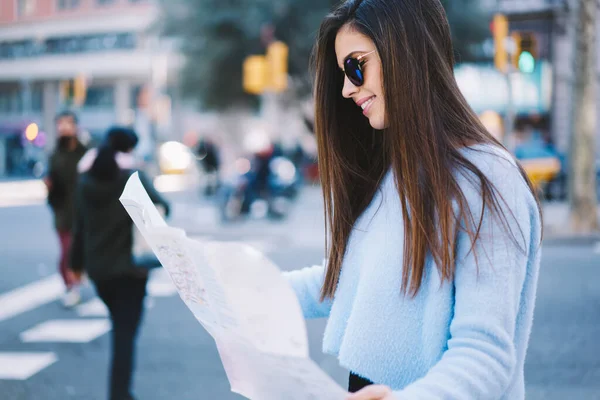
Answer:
[{"left": 312, "top": 0, "right": 541, "bottom": 300}]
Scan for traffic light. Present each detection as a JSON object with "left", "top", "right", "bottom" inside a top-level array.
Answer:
[
  {"left": 492, "top": 14, "right": 509, "bottom": 73},
  {"left": 73, "top": 75, "right": 87, "bottom": 106},
  {"left": 243, "top": 55, "right": 268, "bottom": 94},
  {"left": 512, "top": 32, "right": 537, "bottom": 74},
  {"left": 266, "top": 41, "right": 288, "bottom": 92},
  {"left": 243, "top": 41, "right": 289, "bottom": 95},
  {"left": 60, "top": 75, "right": 87, "bottom": 106},
  {"left": 60, "top": 80, "right": 71, "bottom": 104}
]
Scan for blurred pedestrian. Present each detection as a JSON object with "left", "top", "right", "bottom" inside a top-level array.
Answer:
[
  {"left": 196, "top": 137, "right": 221, "bottom": 195},
  {"left": 253, "top": 144, "right": 274, "bottom": 198},
  {"left": 70, "top": 126, "right": 170, "bottom": 400},
  {"left": 284, "top": 1, "right": 542, "bottom": 399},
  {"left": 45, "top": 110, "right": 87, "bottom": 307}
]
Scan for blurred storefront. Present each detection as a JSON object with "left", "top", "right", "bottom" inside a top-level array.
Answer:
[
  {"left": 463, "top": 0, "right": 585, "bottom": 196},
  {"left": 487, "top": 0, "right": 599, "bottom": 157},
  {"left": 455, "top": 61, "right": 553, "bottom": 150}
]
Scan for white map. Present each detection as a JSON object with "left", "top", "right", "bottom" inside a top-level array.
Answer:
[{"left": 120, "top": 172, "right": 348, "bottom": 400}]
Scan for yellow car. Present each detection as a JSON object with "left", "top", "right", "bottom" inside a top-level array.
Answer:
[
  {"left": 514, "top": 145, "right": 562, "bottom": 192},
  {"left": 519, "top": 157, "right": 561, "bottom": 189}
]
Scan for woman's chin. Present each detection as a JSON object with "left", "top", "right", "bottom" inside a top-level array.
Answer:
[{"left": 368, "top": 115, "right": 386, "bottom": 130}]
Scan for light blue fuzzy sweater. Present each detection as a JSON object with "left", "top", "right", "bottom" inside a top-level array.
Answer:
[{"left": 284, "top": 144, "right": 542, "bottom": 399}]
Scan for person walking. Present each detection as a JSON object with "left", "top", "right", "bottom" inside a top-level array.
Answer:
[
  {"left": 70, "top": 126, "right": 170, "bottom": 400},
  {"left": 283, "top": 1, "right": 543, "bottom": 399},
  {"left": 45, "top": 110, "right": 87, "bottom": 307}
]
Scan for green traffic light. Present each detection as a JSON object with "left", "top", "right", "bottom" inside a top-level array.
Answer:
[{"left": 518, "top": 51, "right": 535, "bottom": 73}]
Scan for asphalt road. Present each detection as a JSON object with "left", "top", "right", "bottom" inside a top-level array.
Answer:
[{"left": 0, "top": 182, "right": 597, "bottom": 399}]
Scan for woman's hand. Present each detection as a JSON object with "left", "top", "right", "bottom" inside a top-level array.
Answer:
[{"left": 346, "top": 385, "right": 395, "bottom": 400}]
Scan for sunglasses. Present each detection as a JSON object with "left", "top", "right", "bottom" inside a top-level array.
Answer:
[{"left": 343, "top": 50, "right": 376, "bottom": 87}]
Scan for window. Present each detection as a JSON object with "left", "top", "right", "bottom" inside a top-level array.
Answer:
[
  {"left": 57, "top": 0, "right": 80, "bottom": 11},
  {"left": 0, "top": 33, "right": 137, "bottom": 60},
  {"left": 0, "top": 92, "right": 10, "bottom": 113},
  {"left": 17, "top": 0, "right": 36, "bottom": 17},
  {"left": 0, "top": 90, "right": 23, "bottom": 114},
  {"left": 31, "top": 86, "right": 43, "bottom": 112},
  {"left": 130, "top": 85, "right": 143, "bottom": 109},
  {"left": 84, "top": 86, "right": 114, "bottom": 109}
]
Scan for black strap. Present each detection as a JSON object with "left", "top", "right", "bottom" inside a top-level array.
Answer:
[{"left": 348, "top": 372, "right": 374, "bottom": 393}]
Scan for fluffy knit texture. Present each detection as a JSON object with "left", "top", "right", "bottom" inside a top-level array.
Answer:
[{"left": 283, "top": 144, "right": 542, "bottom": 399}]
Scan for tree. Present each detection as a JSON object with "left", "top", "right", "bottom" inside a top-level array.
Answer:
[
  {"left": 157, "top": 0, "right": 261, "bottom": 110},
  {"left": 569, "top": 0, "right": 597, "bottom": 232},
  {"left": 158, "top": 0, "right": 488, "bottom": 112},
  {"left": 440, "top": 0, "right": 491, "bottom": 63},
  {"left": 157, "top": 0, "right": 328, "bottom": 111}
]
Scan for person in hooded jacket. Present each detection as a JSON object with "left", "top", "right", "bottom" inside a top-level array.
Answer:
[{"left": 70, "top": 126, "right": 170, "bottom": 400}]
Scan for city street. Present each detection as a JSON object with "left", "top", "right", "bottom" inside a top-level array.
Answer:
[{"left": 0, "top": 180, "right": 598, "bottom": 399}]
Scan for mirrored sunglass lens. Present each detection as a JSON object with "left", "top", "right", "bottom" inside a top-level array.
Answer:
[{"left": 344, "top": 58, "right": 363, "bottom": 86}]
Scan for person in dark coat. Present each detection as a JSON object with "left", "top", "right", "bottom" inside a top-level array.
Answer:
[
  {"left": 45, "top": 110, "right": 87, "bottom": 307},
  {"left": 196, "top": 137, "right": 221, "bottom": 196},
  {"left": 70, "top": 126, "right": 169, "bottom": 400}
]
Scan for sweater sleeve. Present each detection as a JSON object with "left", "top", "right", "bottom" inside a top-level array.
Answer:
[
  {"left": 393, "top": 154, "right": 541, "bottom": 400},
  {"left": 282, "top": 260, "right": 333, "bottom": 319}
]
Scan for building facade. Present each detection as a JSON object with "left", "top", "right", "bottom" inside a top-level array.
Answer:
[
  {"left": 490, "top": 0, "right": 594, "bottom": 156},
  {"left": 0, "top": 0, "right": 182, "bottom": 175}
]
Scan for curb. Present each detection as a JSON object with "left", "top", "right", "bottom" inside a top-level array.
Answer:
[{"left": 542, "top": 232, "right": 600, "bottom": 246}]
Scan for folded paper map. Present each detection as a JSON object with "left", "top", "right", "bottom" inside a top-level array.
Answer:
[{"left": 120, "top": 172, "right": 347, "bottom": 400}]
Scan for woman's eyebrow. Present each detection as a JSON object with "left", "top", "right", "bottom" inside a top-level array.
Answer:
[
  {"left": 345, "top": 50, "right": 367, "bottom": 59},
  {"left": 338, "top": 50, "right": 369, "bottom": 69}
]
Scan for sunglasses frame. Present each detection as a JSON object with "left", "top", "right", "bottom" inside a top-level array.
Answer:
[{"left": 343, "top": 50, "right": 376, "bottom": 87}]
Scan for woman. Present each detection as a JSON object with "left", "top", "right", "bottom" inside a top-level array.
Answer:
[
  {"left": 70, "top": 126, "right": 170, "bottom": 400},
  {"left": 284, "top": 1, "right": 542, "bottom": 399}
]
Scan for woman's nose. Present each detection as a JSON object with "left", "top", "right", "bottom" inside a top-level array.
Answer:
[{"left": 341, "top": 75, "right": 358, "bottom": 99}]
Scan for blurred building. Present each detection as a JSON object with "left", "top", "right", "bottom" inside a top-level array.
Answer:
[
  {"left": 0, "top": 0, "right": 182, "bottom": 176},
  {"left": 484, "top": 0, "right": 594, "bottom": 156}
]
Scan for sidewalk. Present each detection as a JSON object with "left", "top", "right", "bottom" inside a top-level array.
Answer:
[
  {"left": 541, "top": 202, "right": 600, "bottom": 243},
  {"left": 167, "top": 184, "right": 326, "bottom": 249},
  {"left": 279, "top": 189, "right": 600, "bottom": 243},
  {"left": 167, "top": 183, "right": 600, "bottom": 245}
]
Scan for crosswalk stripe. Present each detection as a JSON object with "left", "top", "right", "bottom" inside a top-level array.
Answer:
[
  {"left": 20, "top": 319, "right": 111, "bottom": 343},
  {"left": 0, "top": 264, "right": 179, "bottom": 324},
  {"left": 0, "top": 198, "right": 44, "bottom": 208},
  {"left": 147, "top": 268, "right": 178, "bottom": 297},
  {"left": 244, "top": 240, "right": 274, "bottom": 254},
  {"left": 0, "top": 274, "right": 63, "bottom": 323},
  {"left": 0, "top": 352, "right": 58, "bottom": 380},
  {"left": 147, "top": 280, "right": 178, "bottom": 297},
  {"left": 75, "top": 298, "right": 109, "bottom": 317},
  {"left": 188, "top": 236, "right": 275, "bottom": 254}
]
